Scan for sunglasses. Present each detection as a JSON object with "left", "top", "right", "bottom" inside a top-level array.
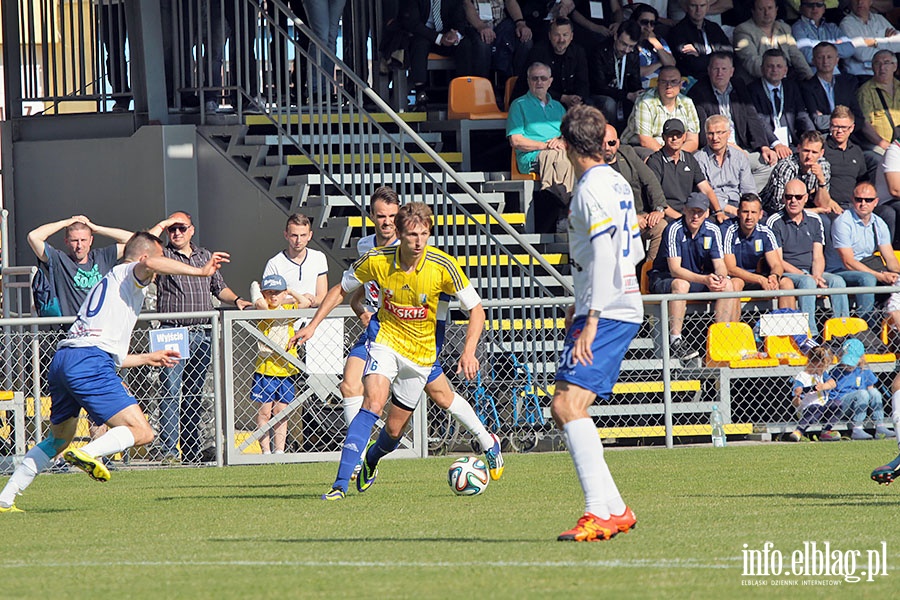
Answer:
[
  {"left": 854, "top": 197, "right": 877, "bottom": 204},
  {"left": 783, "top": 194, "right": 806, "bottom": 201},
  {"left": 606, "top": 139, "right": 618, "bottom": 146},
  {"left": 168, "top": 224, "right": 190, "bottom": 234},
  {"left": 658, "top": 79, "right": 682, "bottom": 87},
  {"left": 639, "top": 19, "right": 656, "bottom": 26},
  {"left": 529, "top": 75, "right": 551, "bottom": 82}
]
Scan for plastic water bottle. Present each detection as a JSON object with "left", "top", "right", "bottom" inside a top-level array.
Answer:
[{"left": 710, "top": 405, "right": 727, "bottom": 448}]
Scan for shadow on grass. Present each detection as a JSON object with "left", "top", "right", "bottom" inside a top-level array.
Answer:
[{"left": 689, "top": 492, "right": 900, "bottom": 505}]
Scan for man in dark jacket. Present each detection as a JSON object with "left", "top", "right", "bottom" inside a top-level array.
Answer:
[
  {"left": 399, "top": 0, "right": 470, "bottom": 110},
  {"left": 513, "top": 17, "right": 590, "bottom": 108},
  {"left": 589, "top": 20, "right": 642, "bottom": 127},
  {"left": 747, "top": 49, "right": 815, "bottom": 153},
  {"left": 667, "top": 0, "right": 732, "bottom": 82},
  {"left": 688, "top": 51, "right": 779, "bottom": 192}
]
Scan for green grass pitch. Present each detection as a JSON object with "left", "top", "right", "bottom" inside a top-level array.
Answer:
[{"left": 2, "top": 441, "right": 899, "bottom": 598}]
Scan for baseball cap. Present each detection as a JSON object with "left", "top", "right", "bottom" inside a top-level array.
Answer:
[
  {"left": 261, "top": 274, "right": 288, "bottom": 291},
  {"left": 685, "top": 192, "right": 710, "bottom": 212},
  {"left": 840, "top": 338, "right": 865, "bottom": 366},
  {"left": 662, "top": 118, "right": 686, "bottom": 136}
]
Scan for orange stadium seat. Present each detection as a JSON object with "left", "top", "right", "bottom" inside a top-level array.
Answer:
[
  {"left": 448, "top": 76, "right": 508, "bottom": 120},
  {"left": 504, "top": 76, "right": 518, "bottom": 111}
]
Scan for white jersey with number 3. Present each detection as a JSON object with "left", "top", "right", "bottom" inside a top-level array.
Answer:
[
  {"left": 58, "top": 262, "right": 149, "bottom": 367},
  {"left": 568, "top": 164, "right": 643, "bottom": 323}
]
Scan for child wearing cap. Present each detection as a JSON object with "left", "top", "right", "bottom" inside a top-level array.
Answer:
[
  {"left": 788, "top": 347, "right": 841, "bottom": 442},
  {"left": 830, "top": 339, "right": 891, "bottom": 441},
  {"left": 253, "top": 274, "right": 301, "bottom": 454}
]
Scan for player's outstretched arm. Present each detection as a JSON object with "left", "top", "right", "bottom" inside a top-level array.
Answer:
[
  {"left": 288, "top": 282, "right": 348, "bottom": 348},
  {"left": 139, "top": 252, "right": 229, "bottom": 281},
  {"left": 121, "top": 349, "right": 181, "bottom": 369},
  {"left": 456, "top": 303, "right": 486, "bottom": 381}
]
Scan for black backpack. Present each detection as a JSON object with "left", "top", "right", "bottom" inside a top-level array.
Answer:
[{"left": 31, "top": 260, "right": 61, "bottom": 317}]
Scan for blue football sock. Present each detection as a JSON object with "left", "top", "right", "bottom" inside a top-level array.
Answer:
[
  {"left": 333, "top": 408, "right": 379, "bottom": 491},
  {"left": 365, "top": 427, "right": 401, "bottom": 469}
]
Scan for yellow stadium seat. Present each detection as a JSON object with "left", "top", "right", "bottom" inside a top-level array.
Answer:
[
  {"left": 823, "top": 317, "right": 895, "bottom": 363},
  {"left": 448, "top": 76, "right": 508, "bottom": 120},
  {"left": 764, "top": 335, "right": 807, "bottom": 366},
  {"left": 706, "top": 322, "right": 780, "bottom": 368}
]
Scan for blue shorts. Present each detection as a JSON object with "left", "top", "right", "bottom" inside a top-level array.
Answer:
[
  {"left": 555, "top": 317, "right": 640, "bottom": 399},
  {"left": 349, "top": 331, "right": 444, "bottom": 384},
  {"left": 48, "top": 346, "right": 137, "bottom": 426},
  {"left": 251, "top": 373, "right": 296, "bottom": 404}
]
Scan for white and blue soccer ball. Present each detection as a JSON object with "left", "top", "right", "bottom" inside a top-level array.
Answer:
[{"left": 448, "top": 456, "right": 489, "bottom": 496}]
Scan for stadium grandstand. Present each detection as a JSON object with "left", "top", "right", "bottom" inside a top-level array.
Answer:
[{"left": 2, "top": 0, "right": 900, "bottom": 471}]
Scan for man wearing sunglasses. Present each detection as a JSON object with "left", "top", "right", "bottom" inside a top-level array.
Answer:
[
  {"left": 765, "top": 179, "right": 850, "bottom": 337},
  {"left": 791, "top": 0, "right": 855, "bottom": 66},
  {"left": 149, "top": 212, "right": 252, "bottom": 464},
  {"left": 831, "top": 182, "right": 900, "bottom": 328}
]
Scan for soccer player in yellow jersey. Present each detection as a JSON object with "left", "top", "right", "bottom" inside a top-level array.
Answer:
[{"left": 290, "top": 203, "right": 486, "bottom": 500}]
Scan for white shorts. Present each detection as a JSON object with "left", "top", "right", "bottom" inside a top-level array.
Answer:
[{"left": 363, "top": 342, "right": 432, "bottom": 411}]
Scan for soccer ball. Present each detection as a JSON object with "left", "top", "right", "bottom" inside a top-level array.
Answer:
[{"left": 447, "top": 456, "right": 489, "bottom": 496}]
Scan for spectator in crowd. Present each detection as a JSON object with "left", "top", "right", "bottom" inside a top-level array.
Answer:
[
  {"left": 631, "top": 4, "right": 675, "bottom": 89},
  {"left": 722, "top": 194, "right": 796, "bottom": 308},
  {"left": 463, "top": 0, "right": 534, "bottom": 84},
  {"left": 518, "top": 0, "right": 575, "bottom": 41},
  {"left": 693, "top": 115, "right": 757, "bottom": 217},
  {"left": 603, "top": 123, "right": 668, "bottom": 262},
  {"left": 252, "top": 274, "right": 301, "bottom": 455},
  {"left": 831, "top": 339, "right": 891, "bottom": 440},
  {"left": 765, "top": 179, "right": 849, "bottom": 337},
  {"left": 589, "top": 20, "right": 642, "bottom": 125},
  {"left": 747, "top": 49, "right": 816, "bottom": 153},
  {"left": 149, "top": 211, "right": 252, "bottom": 464},
  {"left": 398, "top": 0, "right": 469, "bottom": 111},
  {"left": 27, "top": 216, "right": 133, "bottom": 317},
  {"left": 839, "top": 0, "right": 900, "bottom": 78},
  {"left": 788, "top": 346, "right": 842, "bottom": 442},
  {"left": 831, "top": 181, "right": 900, "bottom": 327},
  {"left": 667, "top": 0, "right": 732, "bottom": 82},
  {"left": 648, "top": 192, "right": 739, "bottom": 360},
  {"left": 723, "top": 193, "right": 797, "bottom": 308},
  {"left": 251, "top": 213, "right": 328, "bottom": 310},
  {"left": 858, "top": 50, "right": 900, "bottom": 146},
  {"left": 801, "top": 43, "right": 887, "bottom": 156},
  {"left": 569, "top": 0, "right": 623, "bottom": 49},
  {"left": 760, "top": 131, "right": 834, "bottom": 214},
  {"left": 507, "top": 62, "right": 574, "bottom": 193},
  {"left": 623, "top": 65, "right": 701, "bottom": 154},
  {"left": 514, "top": 17, "right": 591, "bottom": 108},
  {"left": 823, "top": 105, "right": 869, "bottom": 211},
  {"left": 791, "top": 0, "right": 856, "bottom": 66},
  {"left": 301, "top": 0, "right": 347, "bottom": 98},
  {"left": 875, "top": 125, "right": 900, "bottom": 244},
  {"left": 647, "top": 118, "right": 723, "bottom": 220},
  {"left": 688, "top": 51, "right": 780, "bottom": 192},
  {"left": 733, "top": 0, "right": 813, "bottom": 82}
]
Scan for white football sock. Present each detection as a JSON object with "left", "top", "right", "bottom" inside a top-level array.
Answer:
[
  {"left": 892, "top": 391, "right": 900, "bottom": 450},
  {"left": 448, "top": 394, "right": 494, "bottom": 452},
  {"left": 0, "top": 444, "right": 53, "bottom": 507},
  {"left": 79, "top": 426, "right": 135, "bottom": 458},
  {"left": 342, "top": 396, "right": 363, "bottom": 428},
  {"left": 563, "top": 418, "right": 626, "bottom": 519}
]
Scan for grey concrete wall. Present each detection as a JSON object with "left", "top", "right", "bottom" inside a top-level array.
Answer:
[{"left": 5, "top": 124, "right": 341, "bottom": 297}]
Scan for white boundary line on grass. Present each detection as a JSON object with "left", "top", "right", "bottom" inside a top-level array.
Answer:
[{"left": 0, "top": 558, "right": 736, "bottom": 569}]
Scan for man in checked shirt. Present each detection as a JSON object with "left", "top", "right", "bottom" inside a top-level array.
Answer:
[{"left": 150, "top": 211, "right": 252, "bottom": 464}]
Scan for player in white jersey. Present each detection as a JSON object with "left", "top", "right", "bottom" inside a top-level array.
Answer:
[
  {"left": 0, "top": 232, "right": 228, "bottom": 513},
  {"left": 553, "top": 105, "right": 644, "bottom": 542},
  {"left": 341, "top": 187, "right": 503, "bottom": 482}
]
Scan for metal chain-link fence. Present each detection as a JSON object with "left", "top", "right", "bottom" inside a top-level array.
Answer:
[{"left": 3, "top": 286, "right": 900, "bottom": 471}]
